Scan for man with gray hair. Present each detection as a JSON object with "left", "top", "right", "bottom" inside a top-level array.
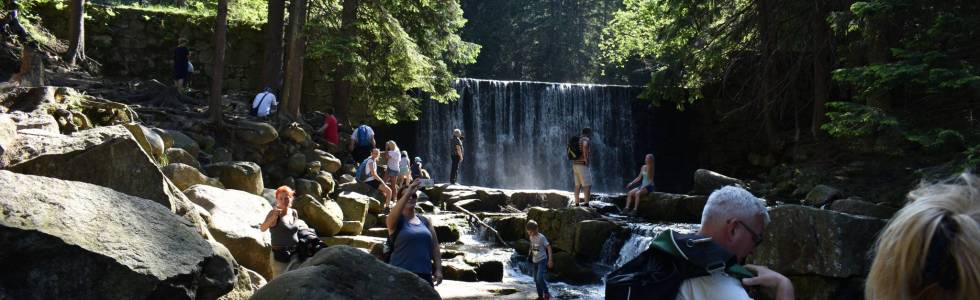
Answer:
[
  {"left": 676, "top": 186, "right": 794, "bottom": 300},
  {"left": 605, "top": 186, "right": 794, "bottom": 300}
]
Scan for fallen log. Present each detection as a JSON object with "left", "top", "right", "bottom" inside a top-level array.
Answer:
[{"left": 451, "top": 203, "right": 510, "bottom": 247}]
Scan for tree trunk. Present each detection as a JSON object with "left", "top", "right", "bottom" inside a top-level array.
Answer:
[
  {"left": 65, "top": 0, "right": 86, "bottom": 66},
  {"left": 331, "top": 0, "right": 358, "bottom": 120},
  {"left": 811, "top": 0, "right": 831, "bottom": 138},
  {"left": 209, "top": 0, "right": 229, "bottom": 125},
  {"left": 260, "top": 0, "right": 286, "bottom": 90},
  {"left": 281, "top": 0, "right": 307, "bottom": 120},
  {"left": 758, "top": 0, "right": 780, "bottom": 150}
]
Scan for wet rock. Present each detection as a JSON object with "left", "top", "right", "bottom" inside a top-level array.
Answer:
[
  {"left": 635, "top": 192, "right": 708, "bottom": 223},
  {"left": 574, "top": 220, "right": 619, "bottom": 261},
  {"left": 184, "top": 185, "right": 275, "bottom": 279},
  {"left": 472, "top": 260, "right": 504, "bottom": 282},
  {"left": 550, "top": 252, "right": 597, "bottom": 284},
  {"left": 252, "top": 246, "right": 438, "bottom": 299},
  {"left": 750, "top": 205, "right": 886, "bottom": 278},
  {"left": 442, "top": 190, "right": 480, "bottom": 205},
  {"left": 588, "top": 200, "right": 620, "bottom": 214},
  {"left": 165, "top": 129, "right": 201, "bottom": 157},
  {"left": 512, "top": 239, "right": 531, "bottom": 255},
  {"left": 336, "top": 192, "right": 371, "bottom": 235},
  {"left": 0, "top": 170, "right": 235, "bottom": 299},
  {"left": 294, "top": 178, "right": 322, "bottom": 199},
  {"left": 204, "top": 161, "right": 264, "bottom": 195},
  {"left": 293, "top": 195, "right": 344, "bottom": 237},
  {"left": 166, "top": 147, "right": 202, "bottom": 170},
  {"left": 443, "top": 258, "right": 479, "bottom": 282},
  {"left": 434, "top": 224, "right": 461, "bottom": 243},
  {"left": 476, "top": 189, "right": 508, "bottom": 208},
  {"left": 455, "top": 198, "right": 500, "bottom": 212},
  {"left": 527, "top": 207, "right": 600, "bottom": 253},
  {"left": 510, "top": 191, "right": 572, "bottom": 210},
  {"left": 828, "top": 198, "right": 898, "bottom": 219},
  {"left": 217, "top": 266, "right": 268, "bottom": 300},
  {"left": 693, "top": 169, "right": 745, "bottom": 195},
  {"left": 314, "top": 171, "right": 336, "bottom": 195},
  {"left": 441, "top": 250, "right": 465, "bottom": 259},
  {"left": 162, "top": 162, "right": 224, "bottom": 191},
  {"left": 489, "top": 216, "right": 527, "bottom": 241},
  {"left": 803, "top": 184, "right": 842, "bottom": 207},
  {"left": 417, "top": 201, "right": 436, "bottom": 213}
]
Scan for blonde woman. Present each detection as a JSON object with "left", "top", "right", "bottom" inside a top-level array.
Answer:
[
  {"left": 866, "top": 173, "right": 980, "bottom": 299},
  {"left": 385, "top": 141, "right": 402, "bottom": 192}
]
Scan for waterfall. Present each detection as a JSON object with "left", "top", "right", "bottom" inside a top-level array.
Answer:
[
  {"left": 418, "top": 78, "right": 638, "bottom": 193},
  {"left": 596, "top": 223, "right": 701, "bottom": 273}
]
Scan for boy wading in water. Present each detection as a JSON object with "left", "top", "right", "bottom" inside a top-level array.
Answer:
[{"left": 526, "top": 220, "right": 553, "bottom": 300}]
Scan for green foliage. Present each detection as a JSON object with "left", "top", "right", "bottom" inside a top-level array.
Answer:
[
  {"left": 821, "top": 101, "right": 898, "bottom": 138},
  {"left": 307, "top": 0, "right": 480, "bottom": 123}
]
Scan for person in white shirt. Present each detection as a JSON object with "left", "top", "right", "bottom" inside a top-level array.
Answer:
[
  {"left": 251, "top": 87, "right": 278, "bottom": 118},
  {"left": 675, "top": 186, "right": 794, "bottom": 300}
]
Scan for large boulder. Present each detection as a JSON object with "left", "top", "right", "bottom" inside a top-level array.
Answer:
[
  {"left": 336, "top": 192, "right": 371, "bottom": 234},
  {"left": 251, "top": 246, "right": 439, "bottom": 300},
  {"left": 828, "top": 198, "right": 898, "bottom": 219},
  {"left": 750, "top": 205, "right": 886, "bottom": 278},
  {"left": 123, "top": 123, "right": 166, "bottom": 165},
  {"left": 489, "top": 216, "right": 527, "bottom": 241},
  {"left": 336, "top": 182, "right": 384, "bottom": 202},
  {"left": 509, "top": 191, "right": 571, "bottom": 210},
  {"left": 315, "top": 171, "right": 336, "bottom": 195},
  {"left": 574, "top": 220, "right": 619, "bottom": 261},
  {"left": 635, "top": 192, "right": 708, "bottom": 223},
  {"left": 454, "top": 198, "right": 500, "bottom": 212},
  {"left": 322, "top": 236, "right": 386, "bottom": 254},
  {"left": 308, "top": 149, "right": 342, "bottom": 173},
  {"left": 294, "top": 178, "right": 323, "bottom": 199},
  {"left": 693, "top": 169, "right": 745, "bottom": 195},
  {"left": 293, "top": 195, "right": 344, "bottom": 237},
  {"left": 184, "top": 185, "right": 275, "bottom": 280},
  {"left": 4, "top": 125, "right": 208, "bottom": 236},
  {"left": 288, "top": 153, "right": 308, "bottom": 175},
  {"left": 0, "top": 170, "right": 234, "bottom": 299},
  {"left": 204, "top": 161, "right": 265, "bottom": 195},
  {"left": 233, "top": 120, "right": 278, "bottom": 145},
  {"left": 803, "top": 185, "right": 843, "bottom": 207},
  {"left": 162, "top": 163, "right": 224, "bottom": 191},
  {"left": 0, "top": 114, "right": 16, "bottom": 158},
  {"left": 166, "top": 147, "right": 202, "bottom": 170},
  {"left": 527, "top": 207, "right": 600, "bottom": 253}
]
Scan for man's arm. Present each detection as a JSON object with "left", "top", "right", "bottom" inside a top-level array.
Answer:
[
  {"left": 581, "top": 141, "right": 590, "bottom": 164},
  {"left": 455, "top": 144, "right": 463, "bottom": 159},
  {"left": 742, "top": 264, "right": 794, "bottom": 300}
]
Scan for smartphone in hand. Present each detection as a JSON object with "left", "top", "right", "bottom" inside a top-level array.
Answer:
[{"left": 420, "top": 179, "right": 435, "bottom": 188}]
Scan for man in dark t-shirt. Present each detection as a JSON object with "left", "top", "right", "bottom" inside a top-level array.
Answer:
[{"left": 449, "top": 129, "right": 463, "bottom": 184}]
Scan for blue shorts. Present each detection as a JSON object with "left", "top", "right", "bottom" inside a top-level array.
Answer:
[
  {"left": 387, "top": 169, "right": 400, "bottom": 177},
  {"left": 643, "top": 185, "right": 654, "bottom": 193}
]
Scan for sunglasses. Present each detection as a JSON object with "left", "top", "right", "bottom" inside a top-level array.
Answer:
[{"left": 735, "top": 220, "right": 764, "bottom": 247}]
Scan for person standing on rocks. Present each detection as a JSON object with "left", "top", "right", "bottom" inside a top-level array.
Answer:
[
  {"left": 173, "top": 37, "right": 190, "bottom": 95},
  {"left": 399, "top": 150, "right": 411, "bottom": 186},
  {"left": 866, "top": 173, "right": 980, "bottom": 299},
  {"left": 623, "top": 154, "right": 655, "bottom": 214},
  {"left": 385, "top": 140, "right": 402, "bottom": 191},
  {"left": 260, "top": 186, "right": 302, "bottom": 279},
  {"left": 316, "top": 107, "right": 340, "bottom": 149},
  {"left": 449, "top": 128, "right": 463, "bottom": 184},
  {"left": 250, "top": 87, "right": 278, "bottom": 118},
  {"left": 386, "top": 180, "right": 443, "bottom": 286},
  {"left": 349, "top": 120, "right": 376, "bottom": 162},
  {"left": 571, "top": 127, "right": 593, "bottom": 206},
  {"left": 364, "top": 148, "right": 393, "bottom": 210},
  {"left": 526, "top": 220, "right": 553, "bottom": 300}
]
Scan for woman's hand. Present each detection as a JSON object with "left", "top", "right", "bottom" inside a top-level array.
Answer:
[{"left": 433, "top": 269, "right": 443, "bottom": 286}]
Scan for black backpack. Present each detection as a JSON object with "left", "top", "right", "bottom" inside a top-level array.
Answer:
[
  {"left": 381, "top": 215, "right": 430, "bottom": 263},
  {"left": 604, "top": 230, "right": 754, "bottom": 300},
  {"left": 567, "top": 136, "right": 582, "bottom": 160}
]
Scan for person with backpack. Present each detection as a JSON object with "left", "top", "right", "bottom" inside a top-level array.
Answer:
[
  {"left": 385, "top": 180, "right": 442, "bottom": 286},
  {"left": 569, "top": 127, "right": 593, "bottom": 206},
  {"left": 411, "top": 156, "right": 431, "bottom": 179},
  {"left": 250, "top": 87, "right": 278, "bottom": 118},
  {"left": 357, "top": 148, "right": 392, "bottom": 210},
  {"left": 259, "top": 186, "right": 304, "bottom": 279},
  {"left": 623, "top": 154, "right": 655, "bottom": 214},
  {"left": 449, "top": 128, "right": 464, "bottom": 184},
  {"left": 526, "top": 220, "right": 553, "bottom": 300},
  {"left": 604, "top": 186, "right": 794, "bottom": 300},
  {"left": 349, "top": 120, "right": 376, "bottom": 162}
]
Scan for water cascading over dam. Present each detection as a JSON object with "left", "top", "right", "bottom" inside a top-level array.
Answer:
[{"left": 417, "top": 78, "right": 638, "bottom": 193}]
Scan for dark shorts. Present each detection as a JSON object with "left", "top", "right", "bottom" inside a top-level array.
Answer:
[
  {"left": 414, "top": 272, "right": 433, "bottom": 286},
  {"left": 366, "top": 180, "right": 381, "bottom": 190},
  {"left": 644, "top": 185, "right": 655, "bottom": 193}
]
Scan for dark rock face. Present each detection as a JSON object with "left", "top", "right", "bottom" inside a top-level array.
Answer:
[
  {"left": 434, "top": 224, "right": 461, "bottom": 243},
  {"left": 635, "top": 192, "right": 707, "bottom": 223},
  {"left": 251, "top": 246, "right": 439, "bottom": 300},
  {"left": 693, "top": 169, "right": 745, "bottom": 195},
  {"left": 803, "top": 184, "right": 843, "bottom": 207},
  {"left": 527, "top": 207, "right": 599, "bottom": 253},
  {"left": 573, "top": 220, "right": 619, "bottom": 261},
  {"left": 0, "top": 170, "right": 234, "bottom": 300},
  {"left": 753, "top": 205, "right": 885, "bottom": 278}
]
